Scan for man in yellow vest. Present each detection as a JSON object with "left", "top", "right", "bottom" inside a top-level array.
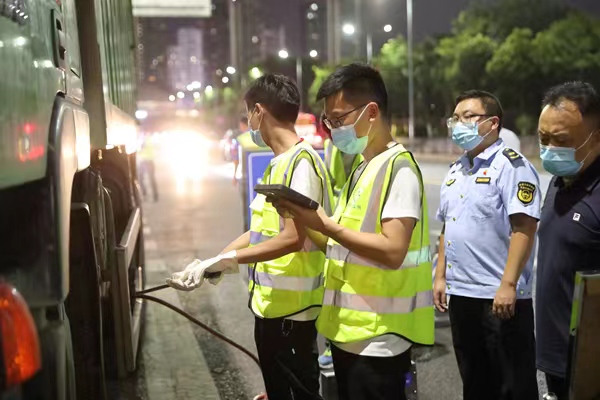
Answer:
[
  {"left": 168, "top": 74, "right": 334, "bottom": 400},
  {"left": 274, "top": 63, "right": 434, "bottom": 400}
]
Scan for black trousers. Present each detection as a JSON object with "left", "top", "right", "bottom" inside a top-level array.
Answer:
[
  {"left": 449, "top": 295, "right": 538, "bottom": 400},
  {"left": 331, "top": 344, "right": 411, "bottom": 400},
  {"left": 254, "top": 317, "right": 321, "bottom": 400},
  {"left": 545, "top": 373, "right": 569, "bottom": 400}
]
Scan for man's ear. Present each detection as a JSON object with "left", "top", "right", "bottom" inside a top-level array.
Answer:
[{"left": 367, "top": 102, "right": 379, "bottom": 122}]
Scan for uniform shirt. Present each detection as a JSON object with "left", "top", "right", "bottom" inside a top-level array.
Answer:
[
  {"left": 436, "top": 139, "right": 541, "bottom": 299},
  {"left": 536, "top": 156, "right": 600, "bottom": 378},
  {"left": 265, "top": 150, "right": 323, "bottom": 321},
  {"left": 333, "top": 143, "right": 422, "bottom": 357}
]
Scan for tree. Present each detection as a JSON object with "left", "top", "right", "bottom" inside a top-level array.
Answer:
[
  {"left": 414, "top": 37, "right": 452, "bottom": 136},
  {"left": 533, "top": 12, "right": 600, "bottom": 89},
  {"left": 486, "top": 28, "right": 542, "bottom": 119},
  {"left": 307, "top": 64, "right": 336, "bottom": 114},
  {"left": 436, "top": 32, "right": 497, "bottom": 93},
  {"left": 453, "top": 0, "right": 567, "bottom": 41},
  {"left": 374, "top": 36, "right": 409, "bottom": 120}
]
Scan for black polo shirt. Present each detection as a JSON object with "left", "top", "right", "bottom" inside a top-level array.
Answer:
[{"left": 536, "top": 156, "right": 600, "bottom": 378}]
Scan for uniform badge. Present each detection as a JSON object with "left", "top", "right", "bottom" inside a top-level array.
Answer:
[
  {"left": 502, "top": 148, "right": 522, "bottom": 164},
  {"left": 517, "top": 182, "right": 536, "bottom": 204},
  {"left": 446, "top": 179, "right": 456, "bottom": 186},
  {"left": 475, "top": 177, "right": 491, "bottom": 184}
]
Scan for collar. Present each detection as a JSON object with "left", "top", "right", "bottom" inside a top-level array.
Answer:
[
  {"left": 558, "top": 155, "right": 600, "bottom": 192},
  {"left": 458, "top": 139, "right": 503, "bottom": 171}
]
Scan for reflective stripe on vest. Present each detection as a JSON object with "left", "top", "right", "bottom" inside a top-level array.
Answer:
[
  {"left": 248, "top": 265, "right": 324, "bottom": 292},
  {"left": 317, "top": 144, "right": 434, "bottom": 345},
  {"left": 323, "top": 288, "right": 434, "bottom": 314},
  {"left": 327, "top": 244, "right": 431, "bottom": 270},
  {"left": 248, "top": 142, "right": 334, "bottom": 319}
]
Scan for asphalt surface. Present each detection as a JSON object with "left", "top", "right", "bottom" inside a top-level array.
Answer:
[{"left": 115, "top": 138, "right": 553, "bottom": 400}]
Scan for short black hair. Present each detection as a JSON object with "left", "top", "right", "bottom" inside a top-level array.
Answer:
[
  {"left": 244, "top": 74, "right": 300, "bottom": 124},
  {"left": 455, "top": 90, "right": 504, "bottom": 130},
  {"left": 542, "top": 81, "right": 600, "bottom": 127},
  {"left": 316, "top": 63, "right": 389, "bottom": 121}
]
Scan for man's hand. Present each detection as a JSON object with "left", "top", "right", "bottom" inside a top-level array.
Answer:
[
  {"left": 272, "top": 199, "right": 330, "bottom": 234},
  {"left": 493, "top": 281, "right": 517, "bottom": 319},
  {"left": 433, "top": 277, "right": 448, "bottom": 312},
  {"left": 166, "top": 251, "right": 238, "bottom": 291}
]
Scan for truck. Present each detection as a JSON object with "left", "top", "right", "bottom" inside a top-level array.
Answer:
[{"left": 0, "top": 0, "right": 145, "bottom": 399}]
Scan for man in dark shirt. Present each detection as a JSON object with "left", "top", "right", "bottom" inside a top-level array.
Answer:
[{"left": 536, "top": 81, "right": 600, "bottom": 400}]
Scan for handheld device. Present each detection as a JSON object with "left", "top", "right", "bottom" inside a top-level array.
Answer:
[{"left": 254, "top": 184, "right": 319, "bottom": 210}]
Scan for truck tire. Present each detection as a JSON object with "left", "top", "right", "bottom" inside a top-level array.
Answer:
[{"left": 65, "top": 209, "right": 107, "bottom": 400}]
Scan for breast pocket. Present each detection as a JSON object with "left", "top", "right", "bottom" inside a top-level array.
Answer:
[{"left": 469, "top": 182, "right": 501, "bottom": 220}]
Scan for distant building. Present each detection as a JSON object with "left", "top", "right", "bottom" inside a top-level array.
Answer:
[{"left": 166, "top": 28, "right": 205, "bottom": 91}]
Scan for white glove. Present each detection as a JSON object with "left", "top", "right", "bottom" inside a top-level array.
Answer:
[{"left": 166, "top": 251, "right": 238, "bottom": 291}]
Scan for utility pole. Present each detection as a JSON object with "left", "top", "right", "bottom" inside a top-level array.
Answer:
[
  {"left": 327, "top": 0, "right": 341, "bottom": 64},
  {"left": 407, "top": 0, "right": 415, "bottom": 139}
]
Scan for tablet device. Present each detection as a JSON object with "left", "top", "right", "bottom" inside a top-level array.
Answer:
[{"left": 254, "top": 184, "right": 319, "bottom": 210}]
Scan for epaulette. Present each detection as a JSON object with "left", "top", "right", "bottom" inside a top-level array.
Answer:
[
  {"left": 449, "top": 160, "right": 458, "bottom": 167},
  {"left": 502, "top": 148, "right": 522, "bottom": 164}
]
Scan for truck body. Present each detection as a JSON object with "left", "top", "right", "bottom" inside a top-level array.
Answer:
[{"left": 0, "top": 0, "right": 145, "bottom": 398}]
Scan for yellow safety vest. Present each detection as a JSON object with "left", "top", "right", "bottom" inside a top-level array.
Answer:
[
  {"left": 248, "top": 141, "right": 335, "bottom": 319},
  {"left": 316, "top": 144, "right": 435, "bottom": 345},
  {"left": 138, "top": 139, "right": 155, "bottom": 160},
  {"left": 323, "top": 139, "right": 363, "bottom": 197}
]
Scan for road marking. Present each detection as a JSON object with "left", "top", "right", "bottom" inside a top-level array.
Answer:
[{"left": 142, "top": 260, "right": 221, "bottom": 400}]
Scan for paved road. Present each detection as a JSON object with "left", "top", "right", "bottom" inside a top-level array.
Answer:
[{"left": 119, "top": 139, "right": 553, "bottom": 400}]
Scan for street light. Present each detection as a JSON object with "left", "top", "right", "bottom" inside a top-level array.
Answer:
[
  {"left": 367, "top": 24, "right": 395, "bottom": 64},
  {"left": 309, "top": 50, "right": 318, "bottom": 58},
  {"left": 135, "top": 110, "right": 148, "bottom": 120},
  {"left": 191, "top": 81, "right": 201, "bottom": 89},
  {"left": 193, "top": 92, "right": 201, "bottom": 99},
  {"left": 250, "top": 67, "right": 263, "bottom": 79},
  {"left": 279, "top": 49, "right": 304, "bottom": 108},
  {"left": 186, "top": 84, "right": 194, "bottom": 91},
  {"left": 168, "top": 95, "right": 176, "bottom": 102},
  {"left": 342, "top": 23, "right": 355, "bottom": 36},
  {"left": 205, "top": 85, "right": 213, "bottom": 93},
  {"left": 226, "top": 66, "right": 236, "bottom": 74},
  {"left": 222, "top": 76, "right": 230, "bottom": 84},
  {"left": 176, "top": 91, "right": 185, "bottom": 99}
]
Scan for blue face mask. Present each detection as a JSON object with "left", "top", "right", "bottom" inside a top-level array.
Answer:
[
  {"left": 451, "top": 118, "right": 493, "bottom": 151},
  {"left": 540, "top": 130, "right": 595, "bottom": 177},
  {"left": 248, "top": 111, "right": 267, "bottom": 147},
  {"left": 331, "top": 106, "right": 371, "bottom": 155}
]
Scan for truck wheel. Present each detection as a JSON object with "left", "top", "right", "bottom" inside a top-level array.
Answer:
[{"left": 65, "top": 209, "right": 107, "bottom": 400}]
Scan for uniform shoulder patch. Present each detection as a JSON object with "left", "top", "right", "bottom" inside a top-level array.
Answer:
[
  {"left": 517, "top": 181, "right": 536, "bottom": 204},
  {"left": 502, "top": 148, "right": 522, "bottom": 164},
  {"left": 446, "top": 178, "right": 456, "bottom": 186},
  {"left": 475, "top": 177, "right": 491, "bottom": 184}
]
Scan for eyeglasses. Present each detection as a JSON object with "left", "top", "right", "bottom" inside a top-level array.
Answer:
[
  {"left": 446, "top": 114, "right": 492, "bottom": 129},
  {"left": 322, "top": 105, "right": 368, "bottom": 130}
]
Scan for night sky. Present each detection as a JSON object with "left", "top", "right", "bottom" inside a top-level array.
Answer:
[{"left": 266, "top": 0, "right": 600, "bottom": 55}]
